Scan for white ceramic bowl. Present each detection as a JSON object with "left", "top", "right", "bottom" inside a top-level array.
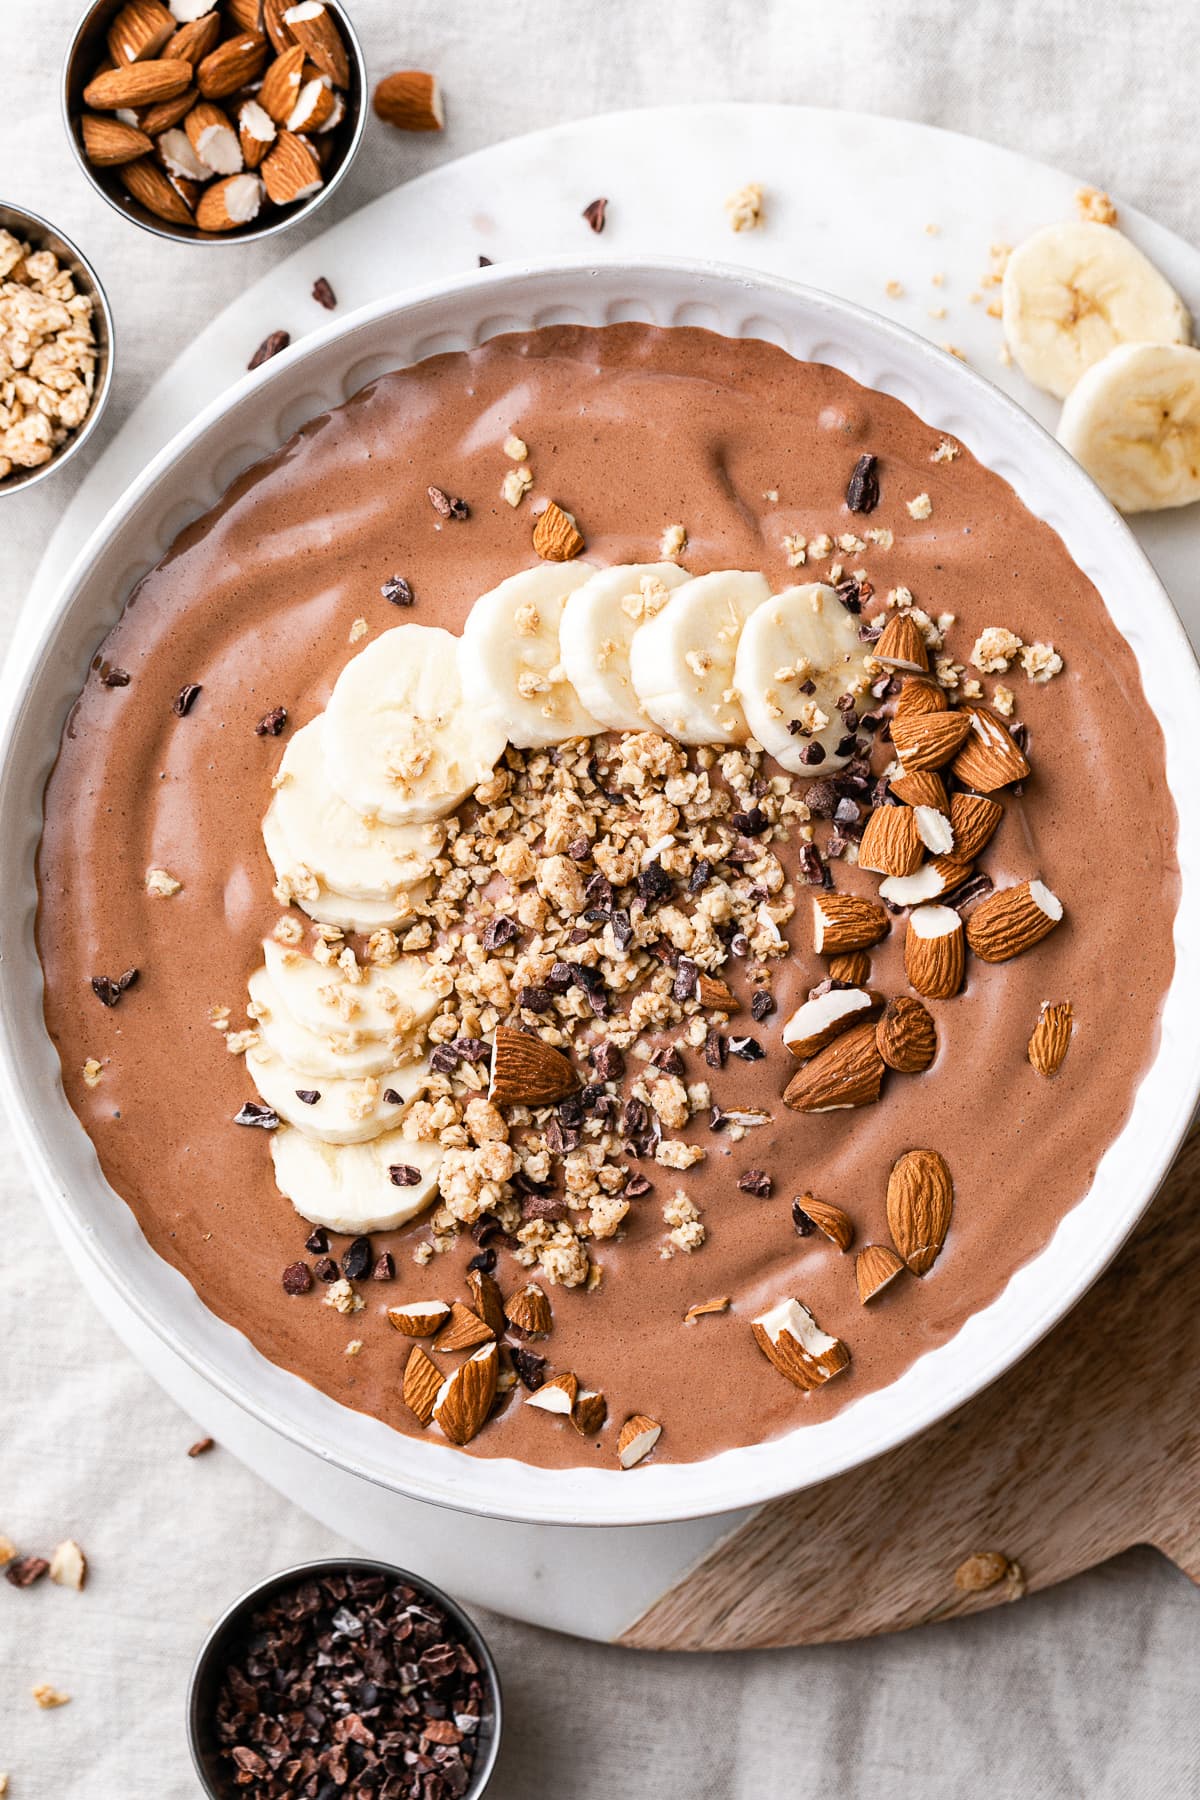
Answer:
[{"left": 3, "top": 257, "right": 1199, "bottom": 1528}]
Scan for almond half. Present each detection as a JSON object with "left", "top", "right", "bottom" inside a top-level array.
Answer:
[
  {"left": 783, "top": 1020, "right": 885, "bottom": 1113},
  {"left": 259, "top": 43, "right": 306, "bottom": 123},
  {"left": 489, "top": 1026, "right": 580, "bottom": 1107},
  {"left": 875, "top": 995, "right": 937, "bottom": 1073},
  {"left": 533, "top": 500, "right": 585, "bottom": 562},
  {"left": 856, "top": 1243, "right": 906, "bottom": 1304},
  {"left": 283, "top": 1, "right": 350, "bottom": 87},
  {"left": 858, "top": 804, "right": 923, "bottom": 877},
  {"left": 781, "top": 986, "right": 882, "bottom": 1060},
  {"left": 887, "top": 1148, "right": 953, "bottom": 1275},
  {"left": 82, "top": 114, "right": 153, "bottom": 166},
  {"left": 812, "top": 892, "right": 889, "bottom": 954},
  {"left": 402, "top": 1344, "right": 442, "bottom": 1426},
  {"left": 752, "top": 1296, "right": 850, "bottom": 1392},
  {"left": 951, "top": 704, "right": 1030, "bottom": 793},
  {"left": 432, "top": 1342, "right": 498, "bottom": 1445},
  {"left": 503, "top": 1282, "right": 552, "bottom": 1337},
  {"left": 904, "top": 903, "right": 965, "bottom": 999},
  {"left": 891, "top": 707, "right": 973, "bottom": 772},
  {"left": 616, "top": 1413, "right": 662, "bottom": 1468},
  {"left": 185, "top": 99, "right": 243, "bottom": 172},
  {"left": 1028, "top": 1000, "right": 1073, "bottom": 1077},
  {"left": 194, "top": 172, "right": 264, "bottom": 230},
  {"left": 373, "top": 69, "right": 445, "bottom": 131},
  {"left": 879, "top": 856, "right": 971, "bottom": 908},
  {"left": 793, "top": 1194, "right": 854, "bottom": 1251},
  {"left": 386, "top": 1298, "right": 450, "bottom": 1337},
  {"left": 966, "top": 879, "right": 1062, "bottom": 963},
  {"left": 435, "top": 1301, "right": 494, "bottom": 1353},
  {"left": 874, "top": 611, "right": 929, "bottom": 672},
  {"left": 949, "top": 790, "right": 1003, "bottom": 861},
  {"left": 526, "top": 1370, "right": 577, "bottom": 1415},
  {"left": 893, "top": 677, "right": 948, "bottom": 719}
]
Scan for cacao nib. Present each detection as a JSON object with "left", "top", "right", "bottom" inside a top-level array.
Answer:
[
  {"left": 313, "top": 1256, "right": 339, "bottom": 1282},
  {"left": 728, "top": 1035, "right": 765, "bottom": 1061},
  {"left": 382, "top": 574, "right": 414, "bottom": 605},
  {"left": 91, "top": 966, "right": 139, "bottom": 1007},
  {"left": 481, "top": 914, "right": 518, "bottom": 950},
  {"left": 282, "top": 1261, "right": 312, "bottom": 1296},
  {"left": 591, "top": 1040, "right": 625, "bottom": 1082},
  {"left": 427, "top": 484, "right": 469, "bottom": 520},
  {"left": 255, "top": 705, "right": 287, "bottom": 736},
  {"left": 388, "top": 1164, "right": 421, "bottom": 1186},
  {"left": 248, "top": 329, "right": 289, "bottom": 369},
  {"left": 637, "top": 860, "right": 673, "bottom": 904},
  {"left": 371, "top": 1253, "right": 395, "bottom": 1282},
  {"left": 751, "top": 990, "right": 775, "bottom": 1021},
  {"left": 234, "top": 1101, "right": 278, "bottom": 1129},
  {"left": 342, "top": 1236, "right": 372, "bottom": 1281},
  {"left": 312, "top": 275, "right": 337, "bottom": 310},
  {"left": 582, "top": 196, "right": 608, "bottom": 233},
  {"left": 846, "top": 451, "right": 880, "bottom": 513},
  {"left": 731, "top": 806, "right": 769, "bottom": 836},
  {"left": 704, "top": 1028, "right": 727, "bottom": 1069},
  {"left": 792, "top": 1200, "right": 816, "bottom": 1236},
  {"left": 738, "top": 1169, "right": 772, "bottom": 1197},
  {"left": 510, "top": 1346, "right": 547, "bottom": 1390},
  {"left": 305, "top": 1227, "right": 329, "bottom": 1254}
]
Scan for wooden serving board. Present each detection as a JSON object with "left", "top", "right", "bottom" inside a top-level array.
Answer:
[{"left": 620, "top": 1128, "right": 1200, "bottom": 1650}]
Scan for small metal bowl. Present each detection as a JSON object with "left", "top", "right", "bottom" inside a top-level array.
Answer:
[
  {"left": 0, "top": 200, "right": 115, "bottom": 497},
  {"left": 62, "top": 0, "right": 367, "bottom": 246},
  {"left": 187, "top": 1557, "right": 503, "bottom": 1798}
]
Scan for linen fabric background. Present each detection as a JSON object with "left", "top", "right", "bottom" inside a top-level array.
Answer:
[{"left": 3, "top": 1, "right": 1199, "bottom": 1794}]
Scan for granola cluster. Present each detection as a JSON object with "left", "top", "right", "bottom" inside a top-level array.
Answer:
[{"left": 0, "top": 230, "right": 97, "bottom": 480}]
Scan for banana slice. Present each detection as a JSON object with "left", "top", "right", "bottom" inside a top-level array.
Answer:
[
  {"left": 248, "top": 967, "right": 402, "bottom": 1080},
  {"left": 558, "top": 562, "right": 691, "bottom": 731},
  {"left": 261, "top": 936, "right": 443, "bottom": 1041},
  {"left": 1002, "top": 221, "right": 1191, "bottom": 399},
  {"left": 246, "top": 1044, "right": 431, "bottom": 1143},
  {"left": 734, "top": 583, "right": 873, "bottom": 774},
  {"left": 268, "top": 718, "right": 444, "bottom": 900},
  {"left": 262, "top": 806, "right": 431, "bottom": 933},
  {"left": 271, "top": 1126, "right": 444, "bottom": 1233},
  {"left": 459, "top": 562, "right": 600, "bottom": 748},
  {"left": 1058, "top": 341, "right": 1200, "bottom": 513},
  {"left": 628, "top": 570, "right": 770, "bottom": 744},
  {"left": 323, "top": 624, "right": 507, "bottom": 825}
]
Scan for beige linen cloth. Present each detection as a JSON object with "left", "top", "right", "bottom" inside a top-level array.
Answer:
[{"left": 4, "top": 0, "right": 1200, "bottom": 1794}]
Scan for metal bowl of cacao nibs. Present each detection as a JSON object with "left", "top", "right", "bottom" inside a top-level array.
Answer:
[
  {"left": 62, "top": 0, "right": 367, "bottom": 246},
  {"left": 187, "top": 1558, "right": 503, "bottom": 1798}
]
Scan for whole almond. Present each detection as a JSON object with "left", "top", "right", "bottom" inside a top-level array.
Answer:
[
  {"left": 165, "top": 14, "right": 221, "bottom": 64},
  {"left": 227, "top": 0, "right": 265, "bottom": 29},
  {"left": 84, "top": 56, "right": 192, "bottom": 110},
  {"left": 858, "top": 804, "right": 923, "bottom": 877},
  {"left": 489, "top": 1026, "right": 580, "bottom": 1107},
  {"left": 119, "top": 155, "right": 195, "bottom": 224},
  {"left": 887, "top": 1148, "right": 953, "bottom": 1275},
  {"left": 402, "top": 1344, "right": 442, "bottom": 1425},
  {"left": 875, "top": 996, "right": 937, "bottom": 1073},
  {"left": 82, "top": 114, "right": 153, "bottom": 166},
  {"left": 874, "top": 611, "right": 929, "bottom": 672},
  {"left": 533, "top": 500, "right": 585, "bottom": 561},
  {"left": 856, "top": 1243, "right": 906, "bottom": 1303},
  {"left": 893, "top": 676, "right": 948, "bottom": 718},
  {"left": 263, "top": 0, "right": 296, "bottom": 52},
  {"left": 950, "top": 790, "right": 1003, "bottom": 862},
  {"left": 950, "top": 703, "right": 1030, "bottom": 793},
  {"left": 783, "top": 1020, "right": 885, "bottom": 1113},
  {"left": 812, "top": 892, "right": 890, "bottom": 954},
  {"left": 432, "top": 1342, "right": 498, "bottom": 1446},
  {"left": 198, "top": 31, "right": 268, "bottom": 100},
  {"left": 138, "top": 84, "right": 198, "bottom": 135},
  {"left": 374, "top": 69, "right": 445, "bottom": 131},
  {"left": 891, "top": 707, "right": 973, "bottom": 772},
  {"left": 1028, "top": 1000, "right": 1073, "bottom": 1077},
  {"left": 966, "top": 879, "right": 1062, "bottom": 963},
  {"left": 107, "top": 0, "right": 175, "bottom": 66}
]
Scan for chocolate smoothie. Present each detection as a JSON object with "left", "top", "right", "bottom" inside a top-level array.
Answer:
[{"left": 36, "top": 324, "right": 1177, "bottom": 1470}]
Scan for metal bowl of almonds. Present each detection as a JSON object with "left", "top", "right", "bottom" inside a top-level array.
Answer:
[
  {"left": 0, "top": 201, "right": 114, "bottom": 495},
  {"left": 62, "top": 0, "right": 367, "bottom": 244}
]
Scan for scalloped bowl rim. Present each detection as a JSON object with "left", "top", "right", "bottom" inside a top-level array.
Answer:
[{"left": 2, "top": 255, "right": 1198, "bottom": 1528}]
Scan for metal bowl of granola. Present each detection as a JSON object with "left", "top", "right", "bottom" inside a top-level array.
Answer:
[
  {"left": 62, "top": 0, "right": 367, "bottom": 246},
  {"left": 0, "top": 201, "right": 113, "bottom": 495}
]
